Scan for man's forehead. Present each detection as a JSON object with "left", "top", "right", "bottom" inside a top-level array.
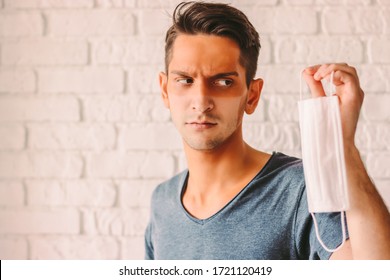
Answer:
[
  {"left": 172, "top": 33, "right": 240, "bottom": 52},
  {"left": 168, "top": 34, "right": 243, "bottom": 75}
]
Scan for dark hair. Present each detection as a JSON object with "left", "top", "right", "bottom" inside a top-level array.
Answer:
[{"left": 164, "top": 1, "right": 261, "bottom": 87}]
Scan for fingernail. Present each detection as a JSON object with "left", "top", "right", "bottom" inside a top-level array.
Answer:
[{"left": 306, "top": 66, "right": 315, "bottom": 72}]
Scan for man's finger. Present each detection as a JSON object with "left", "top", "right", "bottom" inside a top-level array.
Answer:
[{"left": 302, "top": 69, "right": 326, "bottom": 98}]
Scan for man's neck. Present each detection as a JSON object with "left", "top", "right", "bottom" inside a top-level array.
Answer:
[
  {"left": 183, "top": 132, "right": 267, "bottom": 194},
  {"left": 181, "top": 131, "right": 270, "bottom": 219}
]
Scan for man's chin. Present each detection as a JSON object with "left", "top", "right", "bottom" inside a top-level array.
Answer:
[{"left": 183, "top": 138, "right": 223, "bottom": 151}]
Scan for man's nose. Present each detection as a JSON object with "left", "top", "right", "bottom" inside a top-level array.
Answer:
[{"left": 191, "top": 83, "right": 214, "bottom": 113}]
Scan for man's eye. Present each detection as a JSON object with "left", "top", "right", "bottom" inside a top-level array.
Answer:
[
  {"left": 215, "top": 79, "right": 233, "bottom": 86},
  {"left": 177, "top": 78, "right": 193, "bottom": 84}
]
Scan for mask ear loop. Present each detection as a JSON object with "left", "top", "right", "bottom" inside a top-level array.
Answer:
[
  {"left": 299, "top": 69, "right": 305, "bottom": 101},
  {"left": 328, "top": 71, "right": 335, "bottom": 96},
  {"left": 299, "top": 69, "right": 348, "bottom": 253},
  {"left": 311, "top": 212, "right": 347, "bottom": 253}
]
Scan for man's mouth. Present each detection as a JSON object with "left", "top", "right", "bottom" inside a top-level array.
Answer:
[{"left": 186, "top": 121, "right": 217, "bottom": 129}]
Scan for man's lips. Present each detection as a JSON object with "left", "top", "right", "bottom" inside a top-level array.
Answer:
[
  {"left": 187, "top": 121, "right": 217, "bottom": 125},
  {"left": 185, "top": 121, "right": 217, "bottom": 128}
]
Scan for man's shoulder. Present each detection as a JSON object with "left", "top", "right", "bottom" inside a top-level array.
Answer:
[
  {"left": 265, "top": 152, "right": 303, "bottom": 177},
  {"left": 257, "top": 152, "right": 305, "bottom": 196},
  {"left": 151, "top": 170, "right": 188, "bottom": 202}
]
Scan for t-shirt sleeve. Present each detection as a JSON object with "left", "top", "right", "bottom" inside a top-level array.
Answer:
[
  {"left": 294, "top": 186, "right": 349, "bottom": 260},
  {"left": 144, "top": 222, "right": 154, "bottom": 260}
]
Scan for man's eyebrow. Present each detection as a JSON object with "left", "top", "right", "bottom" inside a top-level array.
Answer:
[
  {"left": 211, "top": 72, "right": 239, "bottom": 79},
  {"left": 170, "top": 70, "right": 239, "bottom": 78},
  {"left": 170, "top": 70, "right": 192, "bottom": 77}
]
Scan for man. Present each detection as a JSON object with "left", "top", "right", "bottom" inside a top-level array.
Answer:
[{"left": 144, "top": 1, "right": 390, "bottom": 259}]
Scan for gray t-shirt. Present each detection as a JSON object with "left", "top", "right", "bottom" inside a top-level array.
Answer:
[{"left": 145, "top": 152, "right": 348, "bottom": 260}]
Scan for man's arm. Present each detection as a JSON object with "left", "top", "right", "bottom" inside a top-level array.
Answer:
[{"left": 303, "top": 63, "right": 390, "bottom": 259}]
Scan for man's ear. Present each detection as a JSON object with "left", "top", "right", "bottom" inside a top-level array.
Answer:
[
  {"left": 245, "top": 78, "right": 263, "bottom": 114},
  {"left": 159, "top": 72, "right": 170, "bottom": 109}
]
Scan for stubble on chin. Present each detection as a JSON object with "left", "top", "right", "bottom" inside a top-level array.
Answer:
[{"left": 183, "top": 135, "right": 224, "bottom": 151}]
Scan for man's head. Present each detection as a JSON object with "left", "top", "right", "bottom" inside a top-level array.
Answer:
[{"left": 164, "top": 1, "right": 260, "bottom": 87}]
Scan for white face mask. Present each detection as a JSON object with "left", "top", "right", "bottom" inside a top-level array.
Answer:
[{"left": 298, "top": 71, "right": 349, "bottom": 252}]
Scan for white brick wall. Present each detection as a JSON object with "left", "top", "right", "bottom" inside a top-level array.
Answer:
[{"left": 0, "top": 0, "right": 389, "bottom": 260}]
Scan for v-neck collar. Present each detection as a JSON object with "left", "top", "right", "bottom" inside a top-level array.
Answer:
[{"left": 177, "top": 151, "right": 277, "bottom": 225}]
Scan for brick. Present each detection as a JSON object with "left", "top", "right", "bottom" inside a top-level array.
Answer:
[
  {"left": 118, "top": 123, "right": 181, "bottom": 150},
  {"left": 0, "top": 181, "right": 24, "bottom": 206},
  {"left": 347, "top": 0, "right": 372, "bottom": 4},
  {"left": 124, "top": 0, "right": 136, "bottom": 7},
  {"left": 135, "top": 0, "right": 186, "bottom": 8},
  {"left": 140, "top": 152, "right": 176, "bottom": 179},
  {"left": 95, "top": 0, "right": 124, "bottom": 7},
  {"left": 47, "top": 11, "right": 135, "bottom": 36},
  {"left": 81, "top": 209, "right": 98, "bottom": 235},
  {"left": 383, "top": 8, "right": 390, "bottom": 34},
  {"left": 257, "top": 65, "right": 303, "bottom": 94},
  {"left": 241, "top": 8, "right": 275, "bottom": 34},
  {"left": 146, "top": 96, "right": 170, "bottom": 122},
  {"left": 117, "top": 179, "right": 159, "bottom": 208},
  {"left": 92, "top": 37, "right": 164, "bottom": 65},
  {"left": 317, "top": 0, "right": 371, "bottom": 4},
  {"left": 0, "top": 124, "right": 25, "bottom": 150},
  {"left": 368, "top": 38, "right": 390, "bottom": 64},
  {"left": 243, "top": 122, "right": 301, "bottom": 151},
  {"left": 0, "top": 12, "right": 43, "bottom": 37},
  {"left": 362, "top": 95, "right": 390, "bottom": 121},
  {"left": 0, "top": 69, "right": 35, "bottom": 93},
  {"left": 127, "top": 66, "right": 165, "bottom": 94},
  {"left": 353, "top": 8, "right": 385, "bottom": 34},
  {"left": 28, "top": 123, "right": 116, "bottom": 150},
  {"left": 87, "top": 152, "right": 144, "bottom": 178},
  {"left": 359, "top": 65, "right": 389, "bottom": 93},
  {"left": 38, "top": 67, "right": 124, "bottom": 93},
  {"left": 275, "top": 36, "right": 363, "bottom": 64},
  {"left": 351, "top": 0, "right": 373, "bottom": 4},
  {"left": 87, "top": 208, "right": 149, "bottom": 236},
  {"left": 322, "top": 9, "right": 352, "bottom": 34},
  {"left": 138, "top": 9, "right": 174, "bottom": 36},
  {"left": 0, "top": 152, "right": 83, "bottom": 178},
  {"left": 1, "top": 39, "right": 88, "bottom": 66},
  {"left": 26, "top": 180, "right": 116, "bottom": 206},
  {"left": 235, "top": 7, "right": 318, "bottom": 35},
  {"left": 87, "top": 152, "right": 175, "bottom": 179},
  {"left": 0, "top": 237, "right": 28, "bottom": 259},
  {"left": 0, "top": 208, "right": 79, "bottom": 234},
  {"left": 0, "top": 96, "right": 79, "bottom": 122},
  {"left": 375, "top": 180, "right": 390, "bottom": 209},
  {"left": 322, "top": 8, "right": 384, "bottom": 34},
  {"left": 355, "top": 123, "right": 390, "bottom": 151},
  {"left": 176, "top": 150, "right": 188, "bottom": 172},
  {"left": 231, "top": 0, "right": 278, "bottom": 5},
  {"left": 273, "top": 8, "right": 317, "bottom": 34},
  {"left": 266, "top": 95, "right": 300, "bottom": 122},
  {"left": 29, "top": 236, "right": 119, "bottom": 259},
  {"left": 258, "top": 36, "right": 272, "bottom": 64},
  {"left": 4, "top": 0, "right": 93, "bottom": 8},
  {"left": 121, "top": 236, "right": 145, "bottom": 260},
  {"left": 124, "top": 95, "right": 170, "bottom": 123},
  {"left": 366, "top": 153, "right": 390, "bottom": 178},
  {"left": 82, "top": 95, "right": 170, "bottom": 122},
  {"left": 282, "top": 0, "right": 314, "bottom": 4},
  {"left": 82, "top": 95, "right": 123, "bottom": 121}
]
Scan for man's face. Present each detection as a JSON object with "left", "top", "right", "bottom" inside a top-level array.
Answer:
[{"left": 160, "top": 34, "right": 259, "bottom": 151}]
